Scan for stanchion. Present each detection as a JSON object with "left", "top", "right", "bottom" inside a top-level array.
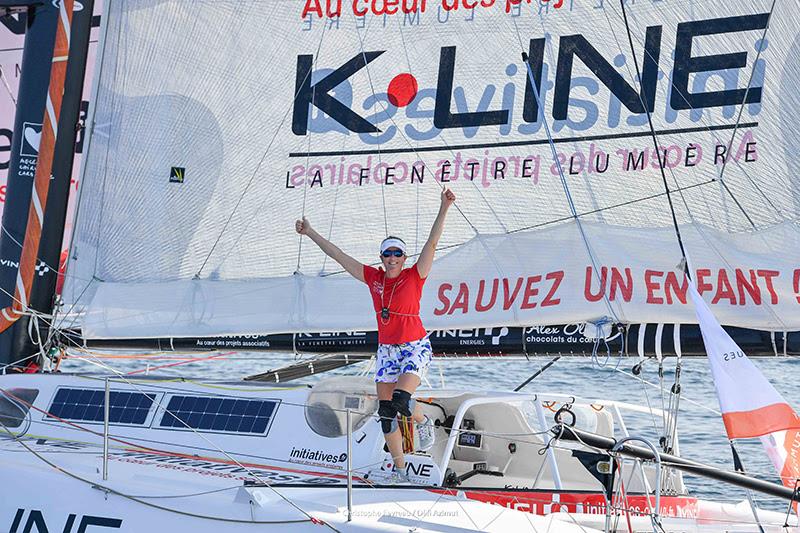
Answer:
[
  {"left": 103, "top": 377, "right": 109, "bottom": 480},
  {"left": 346, "top": 409, "right": 353, "bottom": 522}
]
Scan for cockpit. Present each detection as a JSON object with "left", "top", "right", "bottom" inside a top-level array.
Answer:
[{"left": 303, "top": 377, "right": 680, "bottom": 494}]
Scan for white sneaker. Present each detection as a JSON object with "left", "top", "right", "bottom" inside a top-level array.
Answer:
[{"left": 416, "top": 415, "right": 435, "bottom": 452}]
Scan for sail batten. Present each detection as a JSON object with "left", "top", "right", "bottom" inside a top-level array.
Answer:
[{"left": 62, "top": 0, "right": 800, "bottom": 338}]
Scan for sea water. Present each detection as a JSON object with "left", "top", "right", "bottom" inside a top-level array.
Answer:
[{"left": 62, "top": 354, "right": 799, "bottom": 511}]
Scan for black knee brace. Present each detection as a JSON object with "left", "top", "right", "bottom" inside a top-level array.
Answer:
[
  {"left": 391, "top": 389, "right": 413, "bottom": 417},
  {"left": 378, "top": 400, "right": 398, "bottom": 434}
]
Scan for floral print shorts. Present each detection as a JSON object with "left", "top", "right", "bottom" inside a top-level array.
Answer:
[{"left": 374, "top": 337, "right": 432, "bottom": 383}]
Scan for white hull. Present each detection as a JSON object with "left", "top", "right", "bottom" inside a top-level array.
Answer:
[
  {"left": 0, "top": 373, "right": 795, "bottom": 532},
  {"left": 3, "top": 453, "right": 595, "bottom": 532}
]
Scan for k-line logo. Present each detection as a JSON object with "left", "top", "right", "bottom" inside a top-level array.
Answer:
[
  {"left": 292, "top": 14, "right": 767, "bottom": 139},
  {"left": 289, "top": 447, "right": 348, "bottom": 464},
  {"left": 9, "top": 509, "right": 122, "bottom": 532}
]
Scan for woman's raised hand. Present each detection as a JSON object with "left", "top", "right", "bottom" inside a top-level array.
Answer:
[
  {"left": 441, "top": 188, "right": 456, "bottom": 208},
  {"left": 295, "top": 217, "right": 311, "bottom": 235}
]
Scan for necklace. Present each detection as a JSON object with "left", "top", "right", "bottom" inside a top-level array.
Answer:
[{"left": 380, "top": 271, "right": 400, "bottom": 325}]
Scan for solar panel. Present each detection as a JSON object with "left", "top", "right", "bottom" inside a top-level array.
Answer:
[
  {"left": 48, "top": 388, "right": 155, "bottom": 425},
  {"left": 159, "top": 395, "right": 278, "bottom": 435}
]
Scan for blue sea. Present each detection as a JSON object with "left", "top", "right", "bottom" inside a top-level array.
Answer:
[{"left": 62, "top": 353, "right": 799, "bottom": 511}]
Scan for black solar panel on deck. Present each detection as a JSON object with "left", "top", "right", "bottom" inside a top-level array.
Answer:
[
  {"left": 48, "top": 388, "right": 155, "bottom": 425},
  {"left": 160, "top": 395, "right": 277, "bottom": 435}
]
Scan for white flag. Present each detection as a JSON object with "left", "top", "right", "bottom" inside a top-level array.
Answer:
[{"left": 688, "top": 278, "right": 800, "bottom": 490}]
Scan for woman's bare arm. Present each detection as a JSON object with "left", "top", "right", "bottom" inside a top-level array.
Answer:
[
  {"left": 295, "top": 217, "right": 366, "bottom": 282},
  {"left": 416, "top": 189, "right": 455, "bottom": 279}
]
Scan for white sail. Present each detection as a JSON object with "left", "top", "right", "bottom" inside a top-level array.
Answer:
[{"left": 63, "top": 0, "right": 800, "bottom": 338}]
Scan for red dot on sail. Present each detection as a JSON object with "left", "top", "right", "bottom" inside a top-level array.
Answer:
[{"left": 387, "top": 73, "right": 418, "bottom": 107}]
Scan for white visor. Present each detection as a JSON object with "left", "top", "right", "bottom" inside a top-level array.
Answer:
[{"left": 380, "top": 238, "right": 407, "bottom": 255}]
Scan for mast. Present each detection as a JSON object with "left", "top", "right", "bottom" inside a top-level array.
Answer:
[
  {"left": 0, "top": 0, "right": 73, "bottom": 366},
  {"left": 10, "top": 0, "right": 96, "bottom": 363},
  {"left": 0, "top": 0, "right": 60, "bottom": 369}
]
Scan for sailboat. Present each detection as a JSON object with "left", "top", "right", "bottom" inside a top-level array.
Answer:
[{"left": 1, "top": 0, "right": 799, "bottom": 531}]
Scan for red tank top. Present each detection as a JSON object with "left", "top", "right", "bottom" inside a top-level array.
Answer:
[{"left": 362, "top": 264, "right": 427, "bottom": 345}]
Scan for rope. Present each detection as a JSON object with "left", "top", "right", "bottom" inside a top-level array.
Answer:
[
  {"left": 124, "top": 350, "right": 235, "bottom": 376},
  {"left": 617, "top": 0, "right": 689, "bottom": 272},
  {"left": 194, "top": 17, "right": 330, "bottom": 278},
  {"left": 604, "top": 1, "right": 783, "bottom": 225}
]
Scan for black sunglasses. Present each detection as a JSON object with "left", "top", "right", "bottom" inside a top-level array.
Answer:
[{"left": 381, "top": 250, "right": 404, "bottom": 258}]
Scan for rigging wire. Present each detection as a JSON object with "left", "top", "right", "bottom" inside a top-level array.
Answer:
[
  {"left": 395, "top": 22, "right": 423, "bottom": 255},
  {"left": 319, "top": 178, "right": 715, "bottom": 278},
  {"left": 706, "top": 0, "right": 779, "bottom": 217},
  {"left": 296, "top": 21, "right": 331, "bottom": 272},
  {"left": 349, "top": 21, "right": 480, "bottom": 235},
  {"left": 614, "top": 0, "right": 688, "bottom": 462},
  {"left": 617, "top": 0, "right": 689, "bottom": 271},
  {"left": 602, "top": 0, "right": 788, "bottom": 336},
  {"left": 603, "top": 1, "right": 783, "bottom": 225},
  {"left": 396, "top": 26, "right": 508, "bottom": 235},
  {"left": 195, "top": 16, "right": 330, "bottom": 278},
  {"left": 600, "top": 6, "right": 734, "bottom": 232},
  {"left": 512, "top": 17, "right": 622, "bottom": 327},
  {"left": 351, "top": 20, "right": 389, "bottom": 238},
  {"left": 0, "top": 64, "right": 16, "bottom": 106}
]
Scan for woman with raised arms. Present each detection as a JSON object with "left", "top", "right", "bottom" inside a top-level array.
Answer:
[{"left": 295, "top": 188, "right": 456, "bottom": 481}]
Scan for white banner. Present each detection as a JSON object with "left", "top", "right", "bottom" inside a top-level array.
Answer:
[{"left": 82, "top": 221, "right": 800, "bottom": 337}]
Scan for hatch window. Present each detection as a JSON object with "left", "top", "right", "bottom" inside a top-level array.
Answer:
[{"left": 0, "top": 388, "right": 38, "bottom": 429}]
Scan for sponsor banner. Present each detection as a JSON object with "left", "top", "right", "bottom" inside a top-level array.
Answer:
[
  {"left": 289, "top": 446, "right": 348, "bottom": 469},
  {"left": 85, "top": 325, "right": 800, "bottom": 357},
  {"left": 111, "top": 451, "right": 343, "bottom": 485},
  {"left": 83, "top": 222, "right": 800, "bottom": 338}
]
